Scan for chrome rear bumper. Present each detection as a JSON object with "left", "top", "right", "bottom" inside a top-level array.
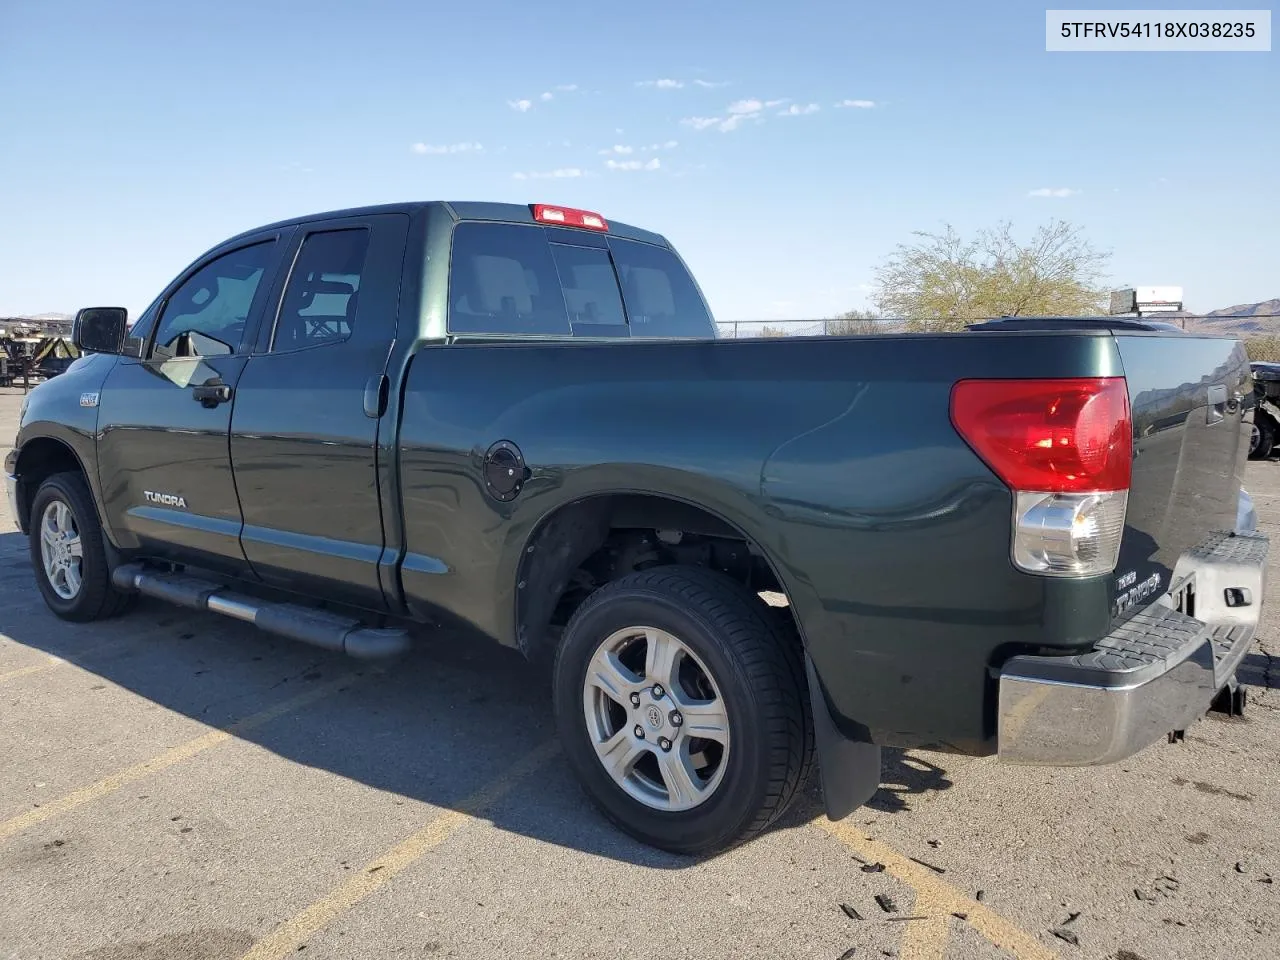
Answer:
[{"left": 998, "top": 530, "right": 1269, "bottom": 765}]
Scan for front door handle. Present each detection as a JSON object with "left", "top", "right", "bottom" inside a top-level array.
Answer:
[{"left": 192, "top": 381, "right": 232, "bottom": 408}]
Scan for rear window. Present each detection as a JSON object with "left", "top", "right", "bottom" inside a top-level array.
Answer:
[{"left": 447, "top": 222, "right": 714, "bottom": 338}]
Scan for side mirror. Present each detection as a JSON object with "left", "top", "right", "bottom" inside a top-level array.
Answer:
[{"left": 73, "top": 307, "right": 128, "bottom": 355}]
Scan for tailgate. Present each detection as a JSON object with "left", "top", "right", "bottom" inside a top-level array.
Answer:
[{"left": 1111, "top": 332, "right": 1252, "bottom": 623}]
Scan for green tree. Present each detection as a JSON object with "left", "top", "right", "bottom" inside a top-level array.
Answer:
[{"left": 871, "top": 220, "right": 1111, "bottom": 332}]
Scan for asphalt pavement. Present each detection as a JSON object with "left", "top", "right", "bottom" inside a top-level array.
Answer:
[{"left": 1, "top": 386, "right": 1276, "bottom": 960}]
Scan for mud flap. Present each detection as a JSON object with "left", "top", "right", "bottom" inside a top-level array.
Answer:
[{"left": 805, "top": 654, "right": 882, "bottom": 821}]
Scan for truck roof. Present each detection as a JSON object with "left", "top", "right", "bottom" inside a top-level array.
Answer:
[{"left": 219, "top": 200, "right": 671, "bottom": 250}]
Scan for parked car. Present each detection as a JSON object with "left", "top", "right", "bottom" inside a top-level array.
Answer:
[
  {"left": 6, "top": 201, "right": 1269, "bottom": 854},
  {"left": 1248, "top": 361, "right": 1280, "bottom": 459}
]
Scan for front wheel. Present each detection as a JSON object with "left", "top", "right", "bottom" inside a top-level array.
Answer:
[
  {"left": 28, "top": 471, "right": 134, "bottom": 622},
  {"left": 552, "top": 566, "right": 812, "bottom": 856}
]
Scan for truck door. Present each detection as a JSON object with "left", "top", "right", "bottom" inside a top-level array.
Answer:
[
  {"left": 95, "top": 232, "right": 292, "bottom": 574},
  {"left": 228, "top": 213, "right": 409, "bottom": 611}
]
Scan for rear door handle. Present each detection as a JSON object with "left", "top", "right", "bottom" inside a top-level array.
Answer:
[
  {"left": 363, "top": 374, "right": 388, "bottom": 418},
  {"left": 192, "top": 382, "right": 232, "bottom": 408}
]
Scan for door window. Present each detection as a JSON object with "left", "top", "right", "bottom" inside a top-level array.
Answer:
[
  {"left": 272, "top": 228, "right": 371, "bottom": 351},
  {"left": 151, "top": 240, "right": 277, "bottom": 359}
]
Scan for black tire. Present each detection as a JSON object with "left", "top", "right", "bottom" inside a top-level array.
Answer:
[
  {"left": 552, "top": 565, "right": 813, "bottom": 856},
  {"left": 28, "top": 471, "right": 135, "bottom": 622},
  {"left": 1250, "top": 414, "right": 1276, "bottom": 460}
]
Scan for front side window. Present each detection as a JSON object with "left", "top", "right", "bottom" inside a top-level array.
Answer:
[
  {"left": 273, "top": 228, "right": 371, "bottom": 351},
  {"left": 151, "top": 241, "right": 277, "bottom": 359}
]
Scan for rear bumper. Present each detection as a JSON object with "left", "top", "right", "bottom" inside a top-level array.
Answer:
[{"left": 997, "top": 529, "right": 1269, "bottom": 765}]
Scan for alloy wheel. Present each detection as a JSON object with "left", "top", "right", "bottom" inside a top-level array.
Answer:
[{"left": 581, "top": 625, "right": 731, "bottom": 812}]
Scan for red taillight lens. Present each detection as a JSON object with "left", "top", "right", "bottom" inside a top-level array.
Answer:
[
  {"left": 950, "top": 378, "right": 1132, "bottom": 493},
  {"left": 530, "top": 204, "right": 609, "bottom": 231}
]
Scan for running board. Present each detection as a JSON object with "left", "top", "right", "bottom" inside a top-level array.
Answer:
[{"left": 111, "top": 563, "right": 410, "bottom": 659}]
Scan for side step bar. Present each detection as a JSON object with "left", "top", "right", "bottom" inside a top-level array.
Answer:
[{"left": 111, "top": 563, "right": 411, "bottom": 659}]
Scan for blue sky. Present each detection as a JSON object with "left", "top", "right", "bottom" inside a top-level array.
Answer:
[{"left": 1, "top": 0, "right": 1275, "bottom": 321}]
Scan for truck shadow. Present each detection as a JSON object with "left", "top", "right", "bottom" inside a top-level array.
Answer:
[
  {"left": 0, "top": 533, "right": 952, "bottom": 869},
  {"left": 1238, "top": 652, "right": 1279, "bottom": 690}
]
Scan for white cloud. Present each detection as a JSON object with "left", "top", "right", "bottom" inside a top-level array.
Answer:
[
  {"left": 643, "top": 140, "right": 679, "bottom": 151},
  {"left": 693, "top": 79, "right": 730, "bottom": 88},
  {"left": 540, "top": 91, "right": 554, "bottom": 101},
  {"left": 508, "top": 99, "right": 533, "bottom": 112},
  {"left": 1027, "top": 187, "right": 1081, "bottom": 198},
  {"left": 599, "top": 144, "right": 635, "bottom": 155},
  {"left": 701, "top": 98, "right": 786, "bottom": 131},
  {"left": 717, "top": 114, "right": 753, "bottom": 132},
  {"left": 411, "top": 141, "right": 484, "bottom": 155},
  {"left": 555, "top": 84, "right": 579, "bottom": 92},
  {"left": 778, "top": 103, "right": 820, "bottom": 116},
  {"left": 836, "top": 99, "right": 876, "bottom": 109},
  {"left": 637, "top": 78, "right": 684, "bottom": 89},
  {"left": 512, "top": 168, "right": 586, "bottom": 180},
  {"left": 606, "top": 157, "right": 661, "bottom": 172}
]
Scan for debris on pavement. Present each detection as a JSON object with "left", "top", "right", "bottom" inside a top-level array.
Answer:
[
  {"left": 907, "top": 856, "right": 945, "bottom": 874},
  {"left": 840, "top": 903, "right": 864, "bottom": 921},
  {"left": 860, "top": 862, "right": 886, "bottom": 874},
  {"left": 1051, "top": 927, "right": 1080, "bottom": 946},
  {"left": 874, "top": 894, "right": 898, "bottom": 913},
  {"left": 836, "top": 948, "right": 857, "bottom": 960}
]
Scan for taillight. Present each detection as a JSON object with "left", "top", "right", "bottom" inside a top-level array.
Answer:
[
  {"left": 530, "top": 204, "right": 609, "bottom": 231},
  {"left": 951, "top": 378, "right": 1132, "bottom": 577}
]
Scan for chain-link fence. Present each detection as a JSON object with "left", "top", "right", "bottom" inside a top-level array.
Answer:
[
  {"left": 715, "top": 319, "right": 913, "bottom": 338},
  {"left": 715, "top": 314, "right": 1280, "bottom": 340}
]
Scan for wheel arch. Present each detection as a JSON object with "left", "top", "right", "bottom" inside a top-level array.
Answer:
[
  {"left": 12, "top": 433, "right": 95, "bottom": 536},
  {"left": 512, "top": 490, "right": 802, "bottom": 664}
]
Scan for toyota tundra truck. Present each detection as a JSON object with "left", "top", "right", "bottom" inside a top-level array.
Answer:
[{"left": 5, "top": 200, "right": 1269, "bottom": 855}]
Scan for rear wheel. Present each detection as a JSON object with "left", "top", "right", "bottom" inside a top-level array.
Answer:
[
  {"left": 28, "top": 471, "right": 134, "bottom": 622},
  {"left": 552, "top": 565, "right": 812, "bottom": 855}
]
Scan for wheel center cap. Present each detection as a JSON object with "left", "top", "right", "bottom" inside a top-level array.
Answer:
[{"left": 644, "top": 704, "right": 663, "bottom": 729}]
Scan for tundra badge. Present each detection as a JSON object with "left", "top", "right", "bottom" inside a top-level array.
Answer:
[{"left": 144, "top": 491, "right": 187, "bottom": 509}]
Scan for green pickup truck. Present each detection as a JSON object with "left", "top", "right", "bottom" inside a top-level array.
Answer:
[{"left": 6, "top": 200, "right": 1269, "bottom": 855}]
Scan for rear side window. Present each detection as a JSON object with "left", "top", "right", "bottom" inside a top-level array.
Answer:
[
  {"left": 273, "top": 228, "right": 370, "bottom": 350},
  {"left": 447, "top": 222, "right": 714, "bottom": 338}
]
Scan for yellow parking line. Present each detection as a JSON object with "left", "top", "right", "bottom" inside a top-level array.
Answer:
[
  {"left": 0, "top": 656, "right": 65, "bottom": 683},
  {"left": 237, "top": 740, "right": 562, "bottom": 960},
  {"left": 0, "top": 634, "right": 154, "bottom": 685},
  {"left": 815, "top": 817, "right": 1058, "bottom": 960},
  {"left": 897, "top": 889, "right": 951, "bottom": 960},
  {"left": 0, "top": 673, "right": 363, "bottom": 843}
]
